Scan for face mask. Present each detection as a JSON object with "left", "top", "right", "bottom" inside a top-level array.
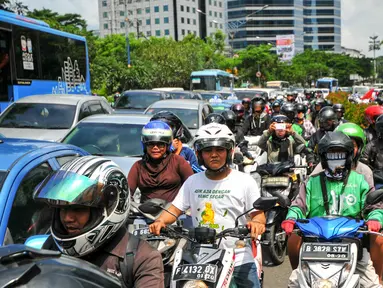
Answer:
[{"left": 327, "top": 159, "right": 346, "bottom": 173}]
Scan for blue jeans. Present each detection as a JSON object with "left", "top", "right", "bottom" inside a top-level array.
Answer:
[{"left": 230, "top": 262, "right": 261, "bottom": 288}]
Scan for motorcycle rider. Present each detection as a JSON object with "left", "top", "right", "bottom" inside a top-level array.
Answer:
[
  {"left": 308, "top": 98, "right": 326, "bottom": 127},
  {"left": 333, "top": 103, "right": 348, "bottom": 124},
  {"left": 271, "top": 100, "right": 283, "bottom": 117},
  {"left": 242, "top": 98, "right": 252, "bottom": 118},
  {"left": 128, "top": 121, "right": 193, "bottom": 202},
  {"left": 240, "top": 96, "right": 271, "bottom": 137},
  {"left": 282, "top": 132, "right": 383, "bottom": 287},
  {"left": 150, "top": 111, "right": 202, "bottom": 173},
  {"left": 149, "top": 123, "right": 266, "bottom": 288},
  {"left": 35, "top": 156, "right": 164, "bottom": 288},
  {"left": 231, "top": 103, "right": 246, "bottom": 128},
  {"left": 281, "top": 103, "right": 305, "bottom": 138},
  {"left": 286, "top": 92, "right": 295, "bottom": 103},
  {"left": 257, "top": 114, "right": 314, "bottom": 165},
  {"left": 364, "top": 105, "right": 383, "bottom": 143},
  {"left": 294, "top": 103, "right": 316, "bottom": 141},
  {"left": 361, "top": 114, "right": 383, "bottom": 173},
  {"left": 204, "top": 112, "right": 226, "bottom": 125}
]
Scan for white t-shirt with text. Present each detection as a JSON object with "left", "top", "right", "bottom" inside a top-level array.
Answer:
[{"left": 172, "top": 169, "right": 261, "bottom": 266}]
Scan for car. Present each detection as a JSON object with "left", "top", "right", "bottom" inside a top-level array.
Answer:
[
  {"left": 60, "top": 114, "right": 153, "bottom": 175},
  {"left": 0, "top": 138, "right": 88, "bottom": 247},
  {"left": 144, "top": 99, "right": 214, "bottom": 135},
  {"left": 197, "top": 91, "right": 224, "bottom": 102},
  {"left": 167, "top": 91, "right": 203, "bottom": 100},
  {"left": 233, "top": 89, "right": 268, "bottom": 101},
  {"left": 114, "top": 90, "right": 172, "bottom": 114},
  {"left": 0, "top": 95, "right": 112, "bottom": 141}
]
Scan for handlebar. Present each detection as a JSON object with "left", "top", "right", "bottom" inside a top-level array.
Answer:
[{"left": 216, "top": 225, "right": 250, "bottom": 239}]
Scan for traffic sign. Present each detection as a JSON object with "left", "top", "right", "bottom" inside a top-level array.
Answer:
[{"left": 256, "top": 71, "right": 262, "bottom": 78}]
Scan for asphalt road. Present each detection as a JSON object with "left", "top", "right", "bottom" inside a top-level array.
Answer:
[{"left": 263, "top": 257, "right": 292, "bottom": 288}]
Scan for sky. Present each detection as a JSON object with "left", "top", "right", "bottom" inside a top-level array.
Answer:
[{"left": 22, "top": 0, "right": 383, "bottom": 57}]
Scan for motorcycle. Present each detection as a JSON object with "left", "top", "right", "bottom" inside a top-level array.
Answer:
[
  {"left": 140, "top": 197, "right": 289, "bottom": 288},
  {"left": 257, "top": 161, "right": 307, "bottom": 265},
  {"left": 289, "top": 189, "right": 383, "bottom": 288}
]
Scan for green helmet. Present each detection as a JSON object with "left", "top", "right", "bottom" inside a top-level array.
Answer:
[{"left": 335, "top": 122, "right": 366, "bottom": 163}]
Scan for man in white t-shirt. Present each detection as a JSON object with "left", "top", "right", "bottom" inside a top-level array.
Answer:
[{"left": 149, "top": 123, "right": 265, "bottom": 288}]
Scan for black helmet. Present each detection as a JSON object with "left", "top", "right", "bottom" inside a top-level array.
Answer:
[
  {"left": 376, "top": 114, "right": 383, "bottom": 138},
  {"left": 314, "top": 98, "right": 326, "bottom": 109},
  {"left": 271, "top": 114, "right": 290, "bottom": 123},
  {"left": 295, "top": 103, "right": 307, "bottom": 113},
  {"left": 150, "top": 110, "right": 183, "bottom": 139},
  {"left": 272, "top": 101, "right": 281, "bottom": 108},
  {"left": 251, "top": 96, "right": 266, "bottom": 112},
  {"left": 318, "top": 107, "right": 338, "bottom": 131},
  {"left": 281, "top": 103, "right": 296, "bottom": 122},
  {"left": 204, "top": 113, "right": 226, "bottom": 125},
  {"left": 0, "top": 245, "right": 121, "bottom": 287},
  {"left": 333, "top": 103, "right": 345, "bottom": 113},
  {"left": 221, "top": 110, "right": 236, "bottom": 132},
  {"left": 318, "top": 131, "right": 354, "bottom": 180}
]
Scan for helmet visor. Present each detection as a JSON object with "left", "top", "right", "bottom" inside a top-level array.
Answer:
[
  {"left": 34, "top": 171, "right": 104, "bottom": 208},
  {"left": 194, "top": 138, "right": 233, "bottom": 151}
]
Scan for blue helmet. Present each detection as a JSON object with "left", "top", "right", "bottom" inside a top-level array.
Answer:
[{"left": 141, "top": 121, "right": 173, "bottom": 152}]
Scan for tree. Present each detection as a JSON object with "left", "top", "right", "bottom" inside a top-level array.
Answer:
[
  {"left": 9, "top": 0, "right": 28, "bottom": 15},
  {"left": 0, "top": 0, "right": 11, "bottom": 11}
]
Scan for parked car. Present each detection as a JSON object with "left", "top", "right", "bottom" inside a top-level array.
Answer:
[
  {"left": 61, "top": 114, "right": 152, "bottom": 175},
  {"left": 144, "top": 99, "right": 214, "bottom": 135},
  {"left": 0, "top": 138, "right": 88, "bottom": 247},
  {"left": 114, "top": 90, "right": 172, "bottom": 114},
  {"left": 0, "top": 95, "right": 112, "bottom": 141}
]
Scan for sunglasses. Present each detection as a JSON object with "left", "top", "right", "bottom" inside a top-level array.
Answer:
[{"left": 147, "top": 142, "right": 166, "bottom": 149}]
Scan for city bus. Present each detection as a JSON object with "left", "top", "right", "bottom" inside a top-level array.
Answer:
[
  {"left": 266, "top": 81, "right": 290, "bottom": 91},
  {"left": 190, "top": 69, "right": 234, "bottom": 91},
  {"left": 316, "top": 77, "right": 339, "bottom": 92},
  {"left": 0, "top": 10, "right": 90, "bottom": 111}
]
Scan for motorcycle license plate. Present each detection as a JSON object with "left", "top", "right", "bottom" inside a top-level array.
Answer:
[
  {"left": 132, "top": 227, "right": 150, "bottom": 237},
  {"left": 173, "top": 264, "right": 218, "bottom": 283},
  {"left": 301, "top": 243, "right": 350, "bottom": 261}
]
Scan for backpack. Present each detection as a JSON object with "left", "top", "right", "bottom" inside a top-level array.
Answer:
[{"left": 119, "top": 233, "right": 141, "bottom": 288}]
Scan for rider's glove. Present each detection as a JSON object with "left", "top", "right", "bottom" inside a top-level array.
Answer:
[
  {"left": 366, "top": 220, "right": 382, "bottom": 232},
  {"left": 281, "top": 219, "right": 296, "bottom": 236}
]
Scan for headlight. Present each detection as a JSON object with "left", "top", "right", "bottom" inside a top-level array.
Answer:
[
  {"left": 311, "top": 278, "right": 335, "bottom": 288},
  {"left": 183, "top": 280, "right": 208, "bottom": 288}
]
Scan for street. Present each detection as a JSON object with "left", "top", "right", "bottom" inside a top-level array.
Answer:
[{"left": 263, "top": 257, "right": 292, "bottom": 288}]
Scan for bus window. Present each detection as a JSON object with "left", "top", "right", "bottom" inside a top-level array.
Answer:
[
  {"left": 0, "top": 30, "right": 10, "bottom": 102},
  {"left": 13, "top": 26, "right": 40, "bottom": 80}
]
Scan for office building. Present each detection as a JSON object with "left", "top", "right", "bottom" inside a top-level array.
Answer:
[
  {"left": 227, "top": 0, "right": 341, "bottom": 53},
  {"left": 98, "top": 0, "right": 225, "bottom": 40}
]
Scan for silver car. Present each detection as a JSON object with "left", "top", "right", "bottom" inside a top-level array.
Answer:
[
  {"left": 61, "top": 114, "right": 152, "bottom": 174},
  {"left": 144, "top": 99, "right": 214, "bottom": 135},
  {"left": 0, "top": 94, "right": 112, "bottom": 141}
]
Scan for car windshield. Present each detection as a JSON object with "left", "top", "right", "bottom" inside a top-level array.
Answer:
[
  {"left": 146, "top": 108, "right": 199, "bottom": 129},
  {"left": 354, "top": 87, "right": 369, "bottom": 94},
  {"left": 62, "top": 122, "right": 143, "bottom": 156},
  {"left": 234, "top": 91, "right": 265, "bottom": 100},
  {"left": 200, "top": 93, "right": 221, "bottom": 101},
  {"left": 115, "top": 92, "right": 161, "bottom": 109},
  {"left": 0, "top": 103, "right": 76, "bottom": 129},
  {"left": 168, "top": 92, "right": 192, "bottom": 99}
]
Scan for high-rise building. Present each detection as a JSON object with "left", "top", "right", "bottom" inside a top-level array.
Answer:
[
  {"left": 227, "top": 0, "right": 341, "bottom": 53},
  {"left": 98, "top": 0, "right": 225, "bottom": 40}
]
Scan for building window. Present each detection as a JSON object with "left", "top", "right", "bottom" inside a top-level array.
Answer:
[
  {"left": 187, "top": 6, "right": 190, "bottom": 12},
  {"left": 214, "top": 0, "right": 217, "bottom": 6},
  {"left": 120, "top": 11, "right": 124, "bottom": 16},
  {"left": 102, "top": 0, "right": 107, "bottom": 7},
  {"left": 103, "top": 12, "right": 108, "bottom": 18},
  {"left": 146, "top": 18, "right": 151, "bottom": 25},
  {"left": 187, "top": 18, "right": 190, "bottom": 24},
  {"left": 103, "top": 23, "right": 109, "bottom": 29},
  {"left": 128, "top": 10, "right": 133, "bottom": 15},
  {"left": 215, "top": 22, "right": 218, "bottom": 28},
  {"left": 188, "top": 30, "right": 191, "bottom": 34},
  {"left": 155, "top": 18, "right": 160, "bottom": 24},
  {"left": 181, "top": 5, "right": 184, "bottom": 11},
  {"left": 193, "top": 19, "right": 196, "bottom": 25},
  {"left": 138, "top": 19, "right": 142, "bottom": 25},
  {"left": 209, "top": 21, "right": 212, "bottom": 27},
  {"left": 145, "top": 7, "right": 150, "bottom": 13},
  {"left": 182, "top": 29, "right": 185, "bottom": 35},
  {"left": 192, "top": 7, "right": 196, "bottom": 13},
  {"left": 164, "top": 17, "right": 169, "bottom": 23},
  {"left": 219, "top": 12, "right": 222, "bottom": 18},
  {"left": 209, "top": 0, "right": 212, "bottom": 5},
  {"left": 219, "top": 1, "right": 222, "bottom": 7},
  {"left": 137, "top": 8, "right": 142, "bottom": 14},
  {"left": 163, "top": 5, "right": 169, "bottom": 11},
  {"left": 120, "top": 22, "right": 125, "bottom": 28},
  {"left": 209, "top": 11, "right": 212, "bottom": 16},
  {"left": 220, "top": 23, "right": 223, "bottom": 29},
  {"left": 156, "top": 30, "right": 161, "bottom": 36},
  {"left": 214, "top": 11, "right": 217, "bottom": 17},
  {"left": 147, "top": 31, "right": 151, "bottom": 37},
  {"left": 154, "top": 6, "right": 159, "bottom": 12},
  {"left": 181, "top": 17, "right": 184, "bottom": 23},
  {"left": 165, "top": 29, "right": 170, "bottom": 35},
  {"left": 119, "top": 0, "right": 124, "bottom": 4}
]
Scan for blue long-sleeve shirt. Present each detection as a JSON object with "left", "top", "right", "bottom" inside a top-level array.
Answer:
[{"left": 179, "top": 145, "right": 204, "bottom": 173}]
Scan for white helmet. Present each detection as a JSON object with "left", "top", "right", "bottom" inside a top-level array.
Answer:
[{"left": 194, "top": 123, "right": 235, "bottom": 170}]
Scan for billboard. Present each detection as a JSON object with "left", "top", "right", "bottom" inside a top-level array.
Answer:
[{"left": 276, "top": 34, "right": 295, "bottom": 62}]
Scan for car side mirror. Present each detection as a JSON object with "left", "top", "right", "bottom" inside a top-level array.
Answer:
[
  {"left": 253, "top": 197, "right": 278, "bottom": 211},
  {"left": 366, "top": 189, "right": 383, "bottom": 206},
  {"left": 25, "top": 235, "right": 50, "bottom": 250}
]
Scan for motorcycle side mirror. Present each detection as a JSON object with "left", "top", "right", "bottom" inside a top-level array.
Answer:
[
  {"left": 253, "top": 197, "right": 278, "bottom": 211},
  {"left": 366, "top": 189, "right": 383, "bottom": 206},
  {"left": 138, "top": 199, "right": 167, "bottom": 215},
  {"left": 24, "top": 235, "right": 50, "bottom": 250},
  {"left": 295, "top": 144, "right": 306, "bottom": 154}
]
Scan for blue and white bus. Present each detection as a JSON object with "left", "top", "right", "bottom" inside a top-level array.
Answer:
[
  {"left": 0, "top": 10, "right": 90, "bottom": 111},
  {"left": 316, "top": 77, "right": 339, "bottom": 92},
  {"left": 190, "top": 69, "right": 234, "bottom": 91}
]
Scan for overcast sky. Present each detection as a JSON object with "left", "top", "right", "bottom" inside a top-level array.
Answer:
[{"left": 22, "top": 0, "right": 383, "bottom": 56}]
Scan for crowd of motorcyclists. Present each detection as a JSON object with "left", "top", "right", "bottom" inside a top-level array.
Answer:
[{"left": 19, "top": 88, "right": 383, "bottom": 288}]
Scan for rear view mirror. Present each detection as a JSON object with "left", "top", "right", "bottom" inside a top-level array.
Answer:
[
  {"left": 253, "top": 197, "right": 278, "bottom": 211},
  {"left": 366, "top": 189, "right": 383, "bottom": 206},
  {"left": 24, "top": 235, "right": 50, "bottom": 250},
  {"left": 138, "top": 198, "right": 167, "bottom": 215}
]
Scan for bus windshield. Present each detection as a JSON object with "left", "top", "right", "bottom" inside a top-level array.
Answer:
[
  {"left": 317, "top": 81, "right": 331, "bottom": 89},
  {"left": 191, "top": 76, "right": 216, "bottom": 91}
]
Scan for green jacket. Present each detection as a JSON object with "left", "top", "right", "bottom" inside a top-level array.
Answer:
[{"left": 286, "top": 170, "right": 383, "bottom": 224}]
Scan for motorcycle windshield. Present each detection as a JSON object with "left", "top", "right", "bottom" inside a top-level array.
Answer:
[{"left": 295, "top": 216, "right": 364, "bottom": 240}]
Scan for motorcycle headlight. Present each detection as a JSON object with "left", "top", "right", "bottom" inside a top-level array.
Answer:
[
  {"left": 311, "top": 278, "right": 335, "bottom": 288},
  {"left": 339, "top": 262, "right": 352, "bottom": 286},
  {"left": 183, "top": 280, "right": 208, "bottom": 288}
]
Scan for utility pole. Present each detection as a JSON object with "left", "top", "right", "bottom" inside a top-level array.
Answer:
[{"left": 369, "top": 35, "right": 381, "bottom": 84}]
